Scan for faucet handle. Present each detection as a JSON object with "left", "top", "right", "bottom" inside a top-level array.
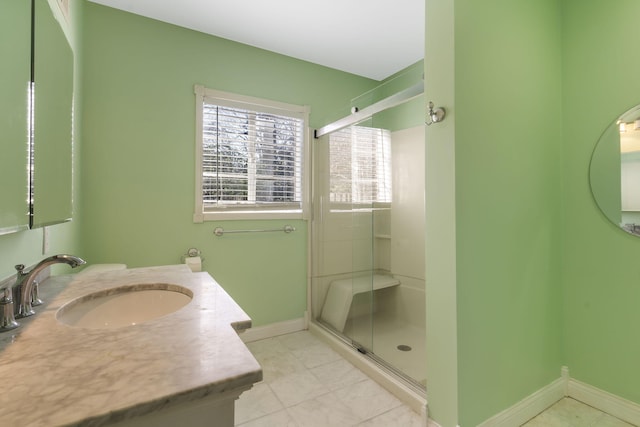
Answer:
[
  {"left": 14, "top": 264, "right": 25, "bottom": 275},
  {"left": 0, "top": 288, "right": 19, "bottom": 332}
]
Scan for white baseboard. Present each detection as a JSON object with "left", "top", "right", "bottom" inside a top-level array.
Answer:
[
  {"left": 476, "top": 377, "right": 565, "bottom": 427},
  {"left": 475, "top": 366, "right": 640, "bottom": 427},
  {"left": 568, "top": 378, "right": 640, "bottom": 426},
  {"left": 239, "top": 317, "right": 306, "bottom": 343}
]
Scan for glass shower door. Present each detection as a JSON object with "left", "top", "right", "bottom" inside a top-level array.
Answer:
[
  {"left": 345, "top": 202, "right": 375, "bottom": 352},
  {"left": 330, "top": 121, "right": 391, "bottom": 354},
  {"left": 312, "top": 65, "right": 427, "bottom": 388}
]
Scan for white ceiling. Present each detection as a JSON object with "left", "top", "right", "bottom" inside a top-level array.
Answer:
[{"left": 88, "top": 0, "right": 424, "bottom": 81}]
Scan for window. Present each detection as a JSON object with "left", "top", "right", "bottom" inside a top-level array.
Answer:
[
  {"left": 194, "top": 86, "right": 309, "bottom": 221},
  {"left": 329, "top": 126, "right": 392, "bottom": 209}
]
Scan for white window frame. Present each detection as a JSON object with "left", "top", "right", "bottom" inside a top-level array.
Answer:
[{"left": 194, "top": 85, "right": 310, "bottom": 221}]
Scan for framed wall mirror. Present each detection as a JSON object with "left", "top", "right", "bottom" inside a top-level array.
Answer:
[
  {"left": 0, "top": 0, "right": 31, "bottom": 235},
  {"left": 590, "top": 103, "right": 640, "bottom": 236},
  {"left": 31, "top": 0, "right": 74, "bottom": 228}
]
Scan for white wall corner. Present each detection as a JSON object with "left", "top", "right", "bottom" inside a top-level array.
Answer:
[{"left": 568, "top": 378, "right": 640, "bottom": 426}]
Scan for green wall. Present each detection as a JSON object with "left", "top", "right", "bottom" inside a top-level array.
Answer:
[
  {"left": 427, "top": 0, "right": 564, "bottom": 425},
  {"left": 426, "top": 0, "right": 640, "bottom": 425},
  {"left": 79, "top": 2, "right": 377, "bottom": 326},
  {"left": 456, "top": 1, "right": 563, "bottom": 425},
  {"left": 562, "top": 0, "right": 640, "bottom": 406}
]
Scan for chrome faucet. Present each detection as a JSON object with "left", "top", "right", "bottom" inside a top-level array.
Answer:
[{"left": 12, "top": 254, "right": 86, "bottom": 318}]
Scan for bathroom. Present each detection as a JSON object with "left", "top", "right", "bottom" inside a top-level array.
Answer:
[{"left": 2, "top": 0, "right": 640, "bottom": 426}]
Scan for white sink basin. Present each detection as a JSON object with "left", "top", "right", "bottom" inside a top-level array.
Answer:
[{"left": 56, "top": 284, "right": 193, "bottom": 329}]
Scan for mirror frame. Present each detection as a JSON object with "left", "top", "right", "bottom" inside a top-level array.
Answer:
[{"left": 590, "top": 103, "right": 640, "bottom": 236}]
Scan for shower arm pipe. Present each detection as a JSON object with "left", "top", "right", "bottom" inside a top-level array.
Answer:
[{"left": 314, "top": 81, "right": 424, "bottom": 139}]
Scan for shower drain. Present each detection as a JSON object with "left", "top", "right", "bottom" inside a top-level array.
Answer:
[{"left": 397, "top": 344, "right": 412, "bottom": 352}]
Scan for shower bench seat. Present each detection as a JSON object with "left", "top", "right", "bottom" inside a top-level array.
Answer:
[{"left": 320, "top": 274, "right": 400, "bottom": 332}]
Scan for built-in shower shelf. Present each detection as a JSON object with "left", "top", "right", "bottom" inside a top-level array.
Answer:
[
  {"left": 374, "top": 234, "right": 391, "bottom": 240},
  {"left": 320, "top": 274, "right": 400, "bottom": 332}
]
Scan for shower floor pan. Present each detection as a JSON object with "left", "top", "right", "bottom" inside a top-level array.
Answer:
[
  {"left": 309, "top": 320, "right": 427, "bottom": 416},
  {"left": 343, "top": 312, "right": 426, "bottom": 387}
]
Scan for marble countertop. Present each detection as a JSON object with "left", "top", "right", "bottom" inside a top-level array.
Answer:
[{"left": 0, "top": 265, "right": 262, "bottom": 427}]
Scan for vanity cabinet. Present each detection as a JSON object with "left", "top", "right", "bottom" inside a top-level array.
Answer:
[{"left": 0, "top": 266, "right": 262, "bottom": 427}]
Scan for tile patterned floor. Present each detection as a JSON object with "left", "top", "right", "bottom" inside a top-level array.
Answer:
[
  {"left": 522, "top": 397, "right": 636, "bottom": 427},
  {"left": 235, "top": 330, "right": 428, "bottom": 427},
  {"left": 236, "top": 331, "right": 637, "bottom": 427}
]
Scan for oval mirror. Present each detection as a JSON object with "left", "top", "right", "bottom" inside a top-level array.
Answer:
[{"left": 590, "top": 103, "right": 640, "bottom": 236}]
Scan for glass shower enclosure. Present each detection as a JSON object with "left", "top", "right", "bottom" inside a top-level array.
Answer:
[{"left": 310, "top": 70, "right": 426, "bottom": 389}]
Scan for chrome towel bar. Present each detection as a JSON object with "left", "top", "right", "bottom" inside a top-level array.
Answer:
[{"left": 213, "top": 225, "right": 296, "bottom": 237}]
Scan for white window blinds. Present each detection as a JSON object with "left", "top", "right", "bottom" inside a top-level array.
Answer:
[
  {"left": 329, "top": 126, "right": 392, "bottom": 205},
  {"left": 195, "top": 86, "right": 308, "bottom": 219}
]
